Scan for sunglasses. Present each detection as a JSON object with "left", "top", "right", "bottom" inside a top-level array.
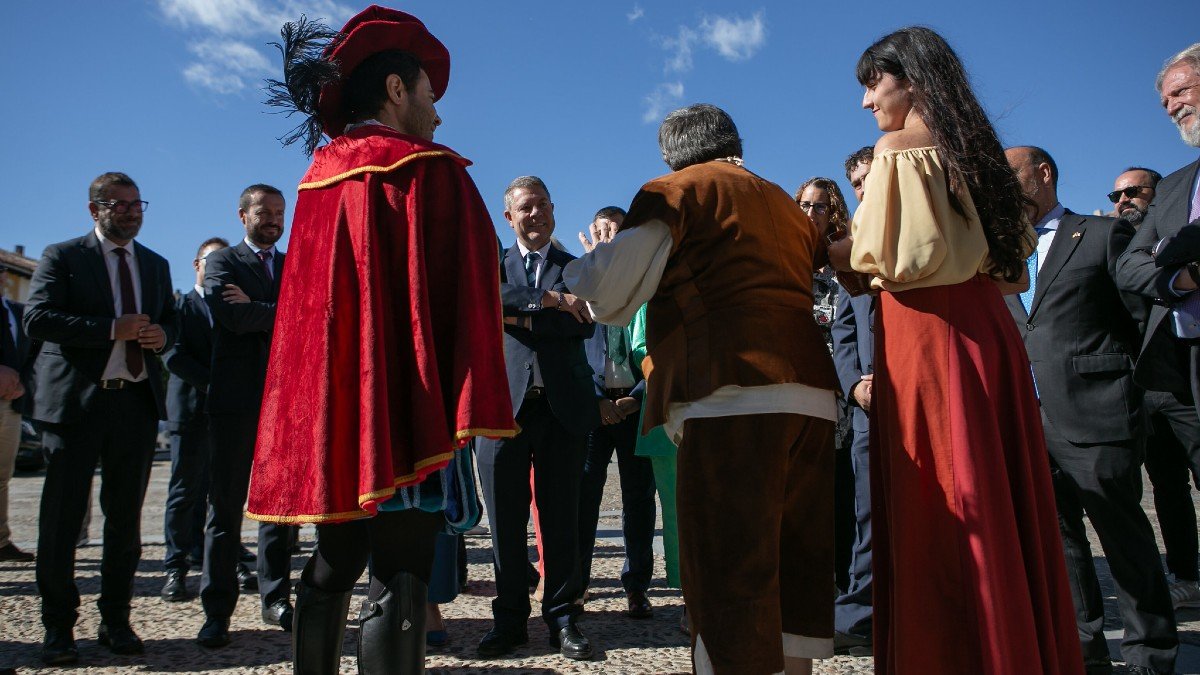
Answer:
[{"left": 1106, "top": 186, "right": 1153, "bottom": 204}]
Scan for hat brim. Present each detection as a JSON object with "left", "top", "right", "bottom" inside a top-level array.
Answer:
[{"left": 317, "top": 9, "right": 450, "bottom": 140}]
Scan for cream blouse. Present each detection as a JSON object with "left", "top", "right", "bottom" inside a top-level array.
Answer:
[{"left": 850, "top": 146, "right": 1033, "bottom": 292}]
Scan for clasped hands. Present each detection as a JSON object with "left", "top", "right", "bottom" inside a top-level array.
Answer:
[
  {"left": 0, "top": 365, "right": 23, "bottom": 400},
  {"left": 114, "top": 313, "right": 166, "bottom": 351},
  {"left": 599, "top": 396, "right": 639, "bottom": 425}
]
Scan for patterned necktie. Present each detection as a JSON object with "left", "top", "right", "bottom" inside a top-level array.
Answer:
[
  {"left": 1020, "top": 245, "right": 1039, "bottom": 313},
  {"left": 525, "top": 251, "right": 540, "bottom": 287},
  {"left": 113, "top": 248, "right": 144, "bottom": 377},
  {"left": 257, "top": 249, "right": 274, "bottom": 281},
  {"left": 606, "top": 326, "right": 628, "bottom": 365}
]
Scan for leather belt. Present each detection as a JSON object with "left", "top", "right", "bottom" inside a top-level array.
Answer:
[
  {"left": 604, "top": 387, "right": 633, "bottom": 400},
  {"left": 524, "top": 386, "right": 546, "bottom": 400},
  {"left": 99, "top": 379, "right": 133, "bottom": 390}
]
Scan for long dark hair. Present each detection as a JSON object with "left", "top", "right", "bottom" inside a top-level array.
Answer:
[{"left": 856, "top": 27, "right": 1031, "bottom": 282}]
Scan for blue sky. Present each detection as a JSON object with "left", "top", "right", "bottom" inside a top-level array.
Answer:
[{"left": 1, "top": 0, "right": 1196, "bottom": 291}]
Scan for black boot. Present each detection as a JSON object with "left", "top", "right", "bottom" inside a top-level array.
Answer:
[
  {"left": 357, "top": 572, "right": 428, "bottom": 674},
  {"left": 292, "top": 579, "right": 353, "bottom": 675}
]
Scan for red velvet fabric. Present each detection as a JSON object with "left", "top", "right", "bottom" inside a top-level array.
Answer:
[{"left": 247, "top": 125, "right": 515, "bottom": 524}]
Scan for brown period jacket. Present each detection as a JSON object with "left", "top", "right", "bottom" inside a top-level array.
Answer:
[{"left": 623, "top": 160, "right": 839, "bottom": 430}]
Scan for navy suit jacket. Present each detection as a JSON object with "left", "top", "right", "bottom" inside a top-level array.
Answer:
[
  {"left": 23, "top": 233, "right": 177, "bottom": 423},
  {"left": 498, "top": 244, "right": 600, "bottom": 437},
  {"left": 831, "top": 291, "right": 874, "bottom": 433},
  {"left": 1115, "top": 158, "right": 1200, "bottom": 397},
  {"left": 584, "top": 323, "right": 646, "bottom": 401},
  {"left": 203, "top": 241, "right": 283, "bottom": 416},
  {"left": 2, "top": 300, "right": 36, "bottom": 415},
  {"left": 164, "top": 289, "right": 213, "bottom": 432}
]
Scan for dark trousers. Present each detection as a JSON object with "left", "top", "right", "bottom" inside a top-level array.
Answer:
[
  {"left": 163, "top": 425, "right": 210, "bottom": 571},
  {"left": 833, "top": 425, "right": 873, "bottom": 639},
  {"left": 476, "top": 396, "right": 586, "bottom": 630},
  {"left": 308, "top": 509, "right": 442, "bottom": 595},
  {"left": 578, "top": 412, "right": 656, "bottom": 595},
  {"left": 1142, "top": 389, "right": 1200, "bottom": 582},
  {"left": 200, "top": 411, "right": 295, "bottom": 619},
  {"left": 36, "top": 384, "right": 158, "bottom": 629},
  {"left": 1041, "top": 410, "right": 1177, "bottom": 671}
]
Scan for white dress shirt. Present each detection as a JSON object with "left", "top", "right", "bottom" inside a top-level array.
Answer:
[
  {"left": 1, "top": 298, "right": 16, "bottom": 347},
  {"left": 96, "top": 227, "right": 147, "bottom": 382},
  {"left": 1032, "top": 203, "right": 1066, "bottom": 273}
]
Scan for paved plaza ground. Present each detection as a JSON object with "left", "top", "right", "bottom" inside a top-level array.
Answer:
[{"left": 3, "top": 452, "right": 1200, "bottom": 673}]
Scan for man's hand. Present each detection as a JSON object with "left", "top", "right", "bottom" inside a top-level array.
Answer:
[
  {"left": 614, "top": 396, "right": 640, "bottom": 417},
  {"left": 114, "top": 314, "right": 150, "bottom": 340},
  {"left": 542, "top": 291, "right": 593, "bottom": 324},
  {"left": 137, "top": 323, "right": 167, "bottom": 352},
  {"left": 852, "top": 374, "right": 873, "bottom": 411},
  {"left": 223, "top": 284, "right": 251, "bottom": 304},
  {"left": 599, "top": 398, "right": 625, "bottom": 425},
  {"left": 578, "top": 218, "right": 618, "bottom": 253},
  {"left": 0, "top": 365, "right": 23, "bottom": 400}
]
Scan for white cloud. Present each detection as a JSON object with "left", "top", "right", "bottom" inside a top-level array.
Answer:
[
  {"left": 700, "top": 11, "right": 766, "bottom": 62},
  {"left": 183, "top": 63, "right": 247, "bottom": 95},
  {"left": 627, "top": 4, "right": 644, "bottom": 22},
  {"left": 642, "top": 81, "right": 684, "bottom": 123},
  {"left": 182, "top": 39, "right": 274, "bottom": 93},
  {"left": 662, "top": 26, "right": 697, "bottom": 74}
]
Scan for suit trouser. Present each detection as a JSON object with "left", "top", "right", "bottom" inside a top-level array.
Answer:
[
  {"left": 578, "top": 413, "right": 656, "bottom": 595},
  {"left": 163, "top": 424, "right": 211, "bottom": 571},
  {"left": 1141, "top": 390, "right": 1200, "bottom": 582},
  {"left": 476, "top": 396, "right": 587, "bottom": 631},
  {"left": 1041, "top": 409, "right": 1178, "bottom": 671},
  {"left": 36, "top": 384, "right": 158, "bottom": 629},
  {"left": 0, "top": 405, "right": 21, "bottom": 548},
  {"left": 833, "top": 425, "right": 873, "bottom": 639},
  {"left": 201, "top": 411, "right": 294, "bottom": 619}
]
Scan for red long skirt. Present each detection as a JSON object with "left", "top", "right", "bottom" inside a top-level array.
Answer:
[{"left": 871, "top": 275, "right": 1083, "bottom": 674}]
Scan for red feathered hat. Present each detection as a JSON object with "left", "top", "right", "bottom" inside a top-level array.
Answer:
[{"left": 317, "top": 5, "right": 450, "bottom": 140}]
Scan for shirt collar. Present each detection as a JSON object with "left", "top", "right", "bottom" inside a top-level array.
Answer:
[
  {"left": 516, "top": 241, "right": 552, "bottom": 261},
  {"left": 1036, "top": 203, "right": 1066, "bottom": 232},
  {"left": 94, "top": 227, "right": 135, "bottom": 256},
  {"left": 244, "top": 237, "right": 276, "bottom": 256},
  {"left": 194, "top": 283, "right": 205, "bottom": 296}
]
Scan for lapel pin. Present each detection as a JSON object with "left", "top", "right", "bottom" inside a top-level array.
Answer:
[{"left": 1072, "top": 231, "right": 1081, "bottom": 238}]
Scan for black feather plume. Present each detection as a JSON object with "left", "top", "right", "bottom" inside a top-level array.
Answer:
[{"left": 264, "top": 16, "right": 344, "bottom": 156}]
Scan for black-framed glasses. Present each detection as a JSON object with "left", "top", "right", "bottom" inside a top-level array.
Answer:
[
  {"left": 1105, "top": 186, "right": 1153, "bottom": 204},
  {"left": 92, "top": 199, "right": 149, "bottom": 214},
  {"left": 798, "top": 201, "right": 830, "bottom": 215}
]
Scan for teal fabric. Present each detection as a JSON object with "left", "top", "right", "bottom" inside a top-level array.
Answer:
[{"left": 378, "top": 443, "right": 481, "bottom": 525}]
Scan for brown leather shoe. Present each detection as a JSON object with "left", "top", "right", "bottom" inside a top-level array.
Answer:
[{"left": 626, "top": 590, "right": 653, "bottom": 619}]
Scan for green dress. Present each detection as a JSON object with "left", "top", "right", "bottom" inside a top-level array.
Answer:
[{"left": 629, "top": 304, "right": 681, "bottom": 587}]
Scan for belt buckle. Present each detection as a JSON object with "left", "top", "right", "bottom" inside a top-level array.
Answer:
[{"left": 100, "top": 379, "right": 128, "bottom": 390}]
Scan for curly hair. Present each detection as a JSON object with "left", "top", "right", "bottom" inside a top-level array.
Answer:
[
  {"left": 857, "top": 27, "right": 1032, "bottom": 282},
  {"left": 793, "top": 177, "right": 850, "bottom": 232}
]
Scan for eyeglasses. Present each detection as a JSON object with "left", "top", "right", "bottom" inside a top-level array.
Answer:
[
  {"left": 798, "top": 201, "right": 830, "bottom": 215},
  {"left": 92, "top": 199, "right": 149, "bottom": 214},
  {"left": 1105, "top": 186, "right": 1153, "bottom": 204}
]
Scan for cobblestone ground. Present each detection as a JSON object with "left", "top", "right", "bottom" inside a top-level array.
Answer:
[{"left": 2, "top": 454, "right": 1199, "bottom": 673}]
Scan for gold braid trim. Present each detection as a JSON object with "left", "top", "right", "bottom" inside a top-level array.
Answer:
[{"left": 297, "top": 150, "right": 463, "bottom": 191}]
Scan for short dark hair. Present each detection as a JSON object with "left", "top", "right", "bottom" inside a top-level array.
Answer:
[
  {"left": 844, "top": 146, "right": 874, "bottom": 181},
  {"left": 658, "top": 103, "right": 743, "bottom": 171},
  {"left": 1011, "top": 145, "right": 1059, "bottom": 190},
  {"left": 593, "top": 206, "right": 626, "bottom": 221},
  {"left": 343, "top": 50, "right": 423, "bottom": 123},
  {"left": 196, "top": 237, "right": 230, "bottom": 259},
  {"left": 89, "top": 172, "right": 138, "bottom": 202},
  {"left": 504, "top": 176, "right": 551, "bottom": 209},
  {"left": 239, "top": 184, "right": 284, "bottom": 211},
  {"left": 1123, "top": 166, "right": 1163, "bottom": 188}
]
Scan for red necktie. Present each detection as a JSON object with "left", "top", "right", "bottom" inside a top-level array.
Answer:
[
  {"left": 257, "top": 250, "right": 274, "bottom": 281},
  {"left": 113, "top": 248, "right": 143, "bottom": 378}
]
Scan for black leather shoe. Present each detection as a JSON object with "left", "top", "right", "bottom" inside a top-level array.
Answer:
[
  {"left": 0, "top": 542, "right": 34, "bottom": 562},
  {"left": 238, "top": 545, "right": 256, "bottom": 564},
  {"left": 476, "top": 626, "right": 528, "bottom": 658},
  {"left": 237, "top": 562, "right": 259, "bottom": 592},
  {"left": 161, "top": 569, "right": 190, "bottom": 602},
  {"left": 625, "top": 590, "right": 653, "bottom": 619},
  {"left": 262, "top": 599, "right": 294, "bottom": 632},
  {"left": 549, "top": 623, "right": 592, "bottom": 661},
  {"left": 833, "top": 631, "right": 872, "bottom": 656},
  {"left": 196, "top": 618, "right": 231, "bottom": 648},
  {"left": 1126, "top": 667, "right": 1170, "bottom": 675},
  {"left": 41, "top": 627, "right": 77, "bottom": 665},
  {"left": 98, "top": 623, "right": 144, "bottom": 655}
]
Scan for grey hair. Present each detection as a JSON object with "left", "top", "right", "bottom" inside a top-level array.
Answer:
[
  {"left": 1156, "top": 43, "right": 1200, "bottom": 92},
  {"left": 503, "top": 175, "right": 551, "bottom": 210},
  {"left": 657, "top": 103, "right": 743, "bottom": 171}
]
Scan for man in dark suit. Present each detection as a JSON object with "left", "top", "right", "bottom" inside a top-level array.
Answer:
[
  {"left": 476, "top": 176, "right": 601, "bottom": 661},
  {"left": 0, "top": 263, "right": 35, "bottom": 562},
  {"left": 160, "top": 237, "right": 228, "bottom": 602},
  {"left": 575, "top": 206, "right": 656, "bottom": 619},
  {"left": 25, "top": 172, "right": 177, "bottom": 664},
  {"left": 828, "top": 145, "right": 876, "bottom": 657},
  {"left": 1006, "top": 146, "right": 1176, "bottom": 675},
  {"left": 196, "top": 184, "right": 295, "bottom": 647}
]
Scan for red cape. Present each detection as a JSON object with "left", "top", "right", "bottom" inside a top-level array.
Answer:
[{"left": 247, "top": 125, "right": 515, "bottom": 524}]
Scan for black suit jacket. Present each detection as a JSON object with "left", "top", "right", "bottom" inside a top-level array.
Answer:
[
  {"left": 23, "top": 232, "right": 177, "bottom": 423},
  {"left": 1005, "top": 211, "right": 1142, "bottom": 445},
  {"left": 1115, "top": 159, "right": 1200, "bottom": 396},
  {"left": 2, "top": 300, "right": 36, "bottom": 415},
  {"left": 831, "top": 292, "right": 874, "bottom": 434},
  {"left": 583, "top": 323, "right": 646, "bottom": 401},
  {"left": 164, "top": 289, "right": 213, "bottom": 432},
  {"left": 203, "top": 241, "right": 283, "bottom": 416},
  {"left": 499, "top": 244, "right": 600, "bottom": 437}
]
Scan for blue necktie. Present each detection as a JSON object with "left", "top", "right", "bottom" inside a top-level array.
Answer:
[{"left": 1020, "top": 227, "right": 1048, "bottom": 313}]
